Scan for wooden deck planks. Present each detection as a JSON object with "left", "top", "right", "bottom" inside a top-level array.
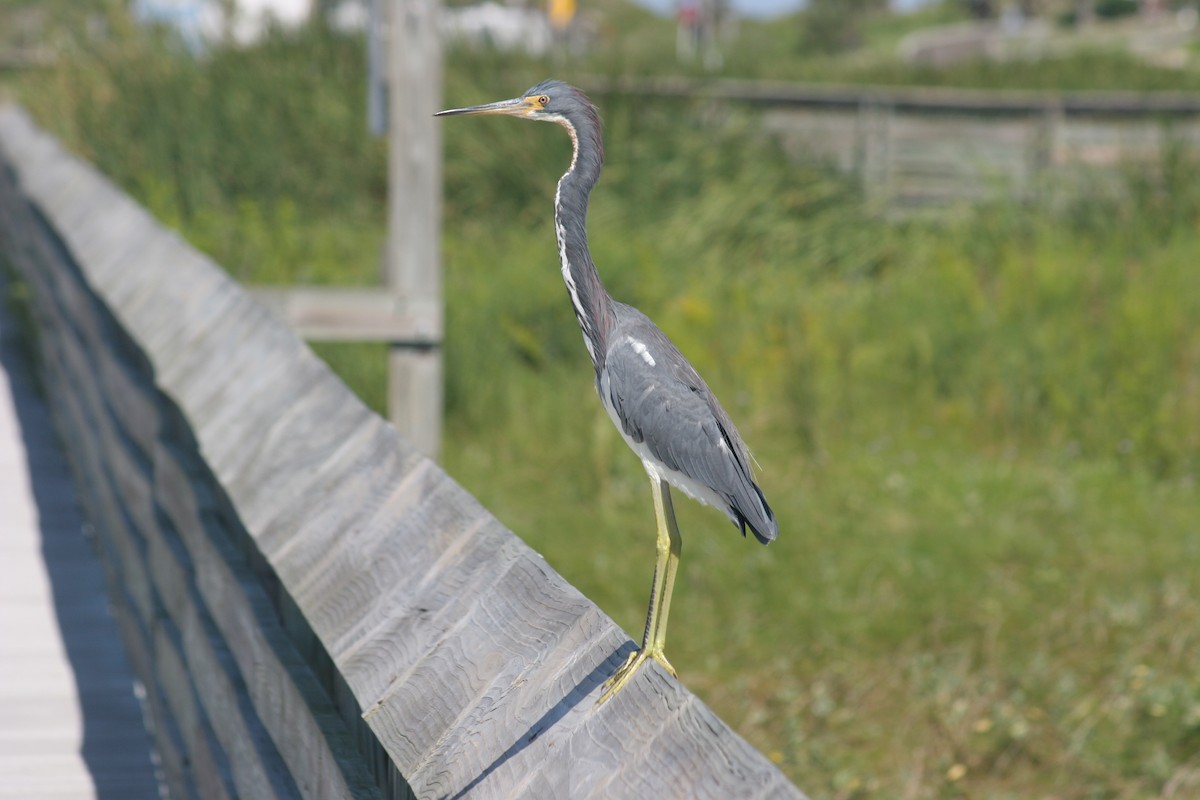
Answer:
[{"left": 0, "top": 273, "right": 161, "bottom": 800}]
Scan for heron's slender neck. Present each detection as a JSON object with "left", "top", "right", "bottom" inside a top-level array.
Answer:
[{"left": 553, "top": 110, "right": 613, "bottom": 371}]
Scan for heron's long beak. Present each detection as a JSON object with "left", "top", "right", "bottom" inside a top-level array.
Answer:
[{"left": 435, "top": 97, "right": 532, "bottom": 118}]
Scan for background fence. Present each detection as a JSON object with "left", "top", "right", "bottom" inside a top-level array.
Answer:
[
  {"left": 599, "top": 77, "right": 1200, "bottom": 210},
  {"left": 0, "top": 104, "right": 802, "bottom": 800}
]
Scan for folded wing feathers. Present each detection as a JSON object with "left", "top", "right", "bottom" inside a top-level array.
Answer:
[{"left": 602, "top": 308, "right": 777, "bottom": 544}]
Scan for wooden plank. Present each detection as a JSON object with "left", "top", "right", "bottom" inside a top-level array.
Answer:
[
  {"left": 154, "top": 435, "right": 383, "bottom": 800},
  {"left": 248, "top": 287, "right": 440, "bottom": 343},
  {"left": 254, "top": 415, "right": 422, "bottom": 567},
  {"left": 35, "top": 353, "right": 156, "bottom": 627},
  {"left": 96, "top": 329, "right": 160, "bottom": 462},
  {"left": 211, "top": 366, "right": 382, "bottom": 529},
  {"left": 358, "top": 559, "right": 622, "bottom": 794},
  {"left": 761, "top": 109, "right": 861, "bottom": 170},
  {"left": 111, "top": 590, "right": 194, "bottom": 800},
  {"left": 178, "top": 590, "right": 299, "bottom": 800},
  {"left": 144, "top": 508, "right": 304, "bottom": 800},
  {"left": 26, "top": 284, "right": 159, "bottom": 626},
  {"left": 1054, "top": 116, "right": 1168, "bottom": 166},
  {"left": 154, "top": 621, "right": 236, "bottom": 800}
]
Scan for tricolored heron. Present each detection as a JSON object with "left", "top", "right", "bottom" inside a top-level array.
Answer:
[{"left": 437, "top": 81, "right": 777, "bottom": 704}]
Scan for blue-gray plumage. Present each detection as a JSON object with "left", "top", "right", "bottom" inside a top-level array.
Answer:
[
  {"left": 599, "top": 305, "right": 776, "bottom": 543},
  {"left": 437, "top": 80, "right": 777, "bottom": 703}
]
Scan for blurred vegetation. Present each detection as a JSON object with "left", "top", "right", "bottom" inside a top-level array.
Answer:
[
  {"left": 6, "top": 1, "right": 1200, "bottom": 797},
  {"left": 799, "top": 0, "right": 889, "bottom": 53}
]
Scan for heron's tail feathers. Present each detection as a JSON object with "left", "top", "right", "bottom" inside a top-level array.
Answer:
[{"left": 734, "top": 482, "right": 777, "bottom": 545}]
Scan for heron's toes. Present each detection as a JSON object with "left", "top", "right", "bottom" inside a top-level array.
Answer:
[
  {"left": 597, "top": 650, "right": 646, "bottom": 705},
  {"left": 651, "top": 650, "right": 677, "bottom": 679},
  {"left": 596, "top": 647, "right": 678, "bottom": 705}
]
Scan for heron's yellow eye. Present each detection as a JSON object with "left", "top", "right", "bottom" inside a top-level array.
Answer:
[{"left": 538, "top": 95, "right": 550, "bottom": 107}]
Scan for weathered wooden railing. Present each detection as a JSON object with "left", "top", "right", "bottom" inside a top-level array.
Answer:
[{"left": 0, "top": 105, "right": 801, "bottom": 799}]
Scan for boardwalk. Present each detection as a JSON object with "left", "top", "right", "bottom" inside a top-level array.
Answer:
[{"left": 0, "top": 274, "right": 160, "bottom": 799}]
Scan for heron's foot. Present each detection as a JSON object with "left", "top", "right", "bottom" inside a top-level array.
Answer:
[{"left": 596, "top": 647, "right": 676, "bottom": 705}]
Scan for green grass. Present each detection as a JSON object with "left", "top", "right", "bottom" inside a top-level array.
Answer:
[
  {"left": 437, "top": 148, "right": 1200, "bottom": 794},
  {"left": 8, "top": 7, "right": 1200, "bottom": 797}
]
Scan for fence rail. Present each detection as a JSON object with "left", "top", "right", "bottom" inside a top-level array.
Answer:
[
  {"left": 0, "top": 104, "right": 802, "bottom": 800},
  {"left": 594, "top": 76, "right": 1200, "bottom": 115},
  {"left": 594, "top": 77, "right": 1200, "bottom": 210}
]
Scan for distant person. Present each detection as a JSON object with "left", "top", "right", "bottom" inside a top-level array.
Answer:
[{"left": 677, "top": 0, "right": 701, "bottom": 63}]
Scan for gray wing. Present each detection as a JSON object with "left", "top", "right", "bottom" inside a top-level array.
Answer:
[{"left": 601, "top": 309, "right": 777, "bottom": 544}]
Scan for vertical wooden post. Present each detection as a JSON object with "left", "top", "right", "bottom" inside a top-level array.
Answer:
[
  {"left": 858, "top": 100, "right": 891, "bottom": 209},
  {"left": 385, "top": 0, "right": 443, "bottom": 460},
  {"left": 1031, "top": 100, "right": 1063, "bottom": 204}
]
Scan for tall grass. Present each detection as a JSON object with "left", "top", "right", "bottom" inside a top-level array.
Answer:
[{"left": 9, "top": 12, "right": 1200, "bottom": 797}]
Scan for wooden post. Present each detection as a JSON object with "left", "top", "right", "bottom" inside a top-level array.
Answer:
[
  {"left": 385, "top": 0, "right": 443, "bottom": 460},
  {"left": 1032, "top": 101, "right": 1060, "bottom": 203},
  {"left": 858, "top": 100, "right": 891, "bottom": 209}
]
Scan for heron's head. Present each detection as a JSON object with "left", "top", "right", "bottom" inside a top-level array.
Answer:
[
  {"left": 436, "top": 80, "right": 595, "bottom": 127},
  {"left": 437, "top": 80, "right": 604, "bottom": 170}
]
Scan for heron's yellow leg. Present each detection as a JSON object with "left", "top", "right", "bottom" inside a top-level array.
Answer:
[
  {"left": 651, "top": 479, "right": 682, "bottom": 656},
  {"left": 597, "top": 476, "right": 683, "bottom": 705}
]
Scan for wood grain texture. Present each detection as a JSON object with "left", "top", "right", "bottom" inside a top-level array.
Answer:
[{"left": 0, "top": 102, "right": 805, "bottom": 800}]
